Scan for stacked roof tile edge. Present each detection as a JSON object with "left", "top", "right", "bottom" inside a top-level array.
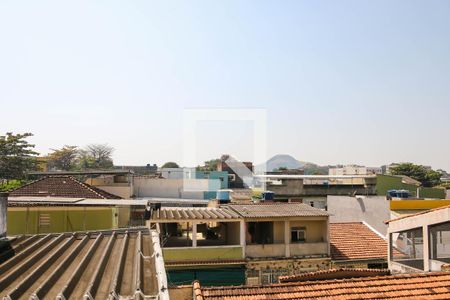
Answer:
[
  {"left": 278, "top": 268, "right": 390, "bottom": 282},
  {"left": 9, "top": 176, "right": 122, "bottom": 199},
  {"left": 196, "top": 272, "right": 450, "bottom": 300}
]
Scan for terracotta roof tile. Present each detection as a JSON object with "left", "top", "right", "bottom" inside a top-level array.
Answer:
[
  {"left": 9, "top": 176, "right": 122, "bottom": 199},
  {"left": 278, "top": 268, "right": 390, "bottom": 283},
  {"left": 330, "top": 222, "right": 389, "bottom": 261},
  {"left": 199, "top": 272, "right": 450, "bottom": 299}
]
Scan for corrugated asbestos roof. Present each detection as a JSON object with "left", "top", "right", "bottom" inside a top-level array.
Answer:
[
  {"left": 151, "top": 203, "right": 329, "bottom": 221},
  {"left": 227, "top": 203, "right": 329, "bottom": 218},
  {"left": 152, "top": 207, "right": 241, "bottom": 220},
  {"left": 0, "top": 227, "right": 162, "bottom": 299},
  {"left": 196, "top": 272, "right": 450, "bottom": 300}
]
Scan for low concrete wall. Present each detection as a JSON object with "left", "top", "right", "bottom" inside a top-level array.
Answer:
[
  {"left": 328, "top": 195, "right": 389, "bottom": 235},
  {"left": 246, "top": 244, "right": 286, "bottom": 258},
  {"left": 163, "top": 246, "right": 243, "bottom": 261},
  {"left": 290, "top": 242, "right": 328, "bottom": 256}
]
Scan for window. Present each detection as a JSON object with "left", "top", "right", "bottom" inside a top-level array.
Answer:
[
  {"left": 39, "top": 213, "right": 51, "bottom": 228},
  {"left": 291, "top": 227, "right": 306, "bottom": 243}
]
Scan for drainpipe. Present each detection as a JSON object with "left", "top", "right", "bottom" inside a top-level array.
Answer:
[{"left": 0, "top": 192, "right": 8, "bottom": 238}]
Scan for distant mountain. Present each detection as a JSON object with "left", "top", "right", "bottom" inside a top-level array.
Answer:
[
  {"left": 265, "top": 154, "right": 305, "bottom": 171},
  {"left": 264, "top": 154, "right": 329, "bottom": 175}
]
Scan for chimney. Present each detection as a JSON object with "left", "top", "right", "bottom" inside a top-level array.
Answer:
[{"left": 0, "top": 192, "right": 8, "bottom": 238}]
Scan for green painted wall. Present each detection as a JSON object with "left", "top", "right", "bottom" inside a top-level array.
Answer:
[
  {"left": 7, "top": 207, "right": 117, "bottom": 235},
  {"left": 419, "top": 187, "right": 446, "bottom": 199},
  {"left": 376, "top": 174, "right": 445, "bottom": 199},
  {"left": 167, "top": 267, "right": 245, "bottom": 286}
]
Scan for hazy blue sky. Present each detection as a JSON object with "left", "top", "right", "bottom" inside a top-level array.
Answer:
[{"left": 1, "top": 1, "right": 449, "bottom": 170}]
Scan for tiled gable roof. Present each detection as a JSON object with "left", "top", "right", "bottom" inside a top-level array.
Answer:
[
  {"left": 227, "top": 203, "right": 329, "bottom": 218},
  {"left": 9, "top": 176, "right": 122, "bottom": 199},
  {"left": 330, "top": 222, "right": 388, "bottom": 261},
  {"left": 197, "top": 272, "right": 450, "bottom": 299}
]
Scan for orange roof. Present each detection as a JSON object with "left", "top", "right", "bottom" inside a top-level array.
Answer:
[
  {"left": 198, "top": 272, "right": 450, "bottom": 299},
  {"left": 330, "top": 222, "right": 388, "bottom": 261},
  {"left": 9, "top": 176, "right": 122, "bottom": 199},
  {"left": 278, "top": 268, "right": 390, "bottom": 283}
]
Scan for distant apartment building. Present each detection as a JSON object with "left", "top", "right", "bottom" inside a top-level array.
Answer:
[
  {"left": 217, "top": 155, "right": 253, "bottom": 188},
  {"left": 329, "top": 165, "right": 368, "bottom": 176}
]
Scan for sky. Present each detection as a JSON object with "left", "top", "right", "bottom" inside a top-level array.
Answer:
[{"left": 1, "top": 1, "right": 450, "bottom": 170}]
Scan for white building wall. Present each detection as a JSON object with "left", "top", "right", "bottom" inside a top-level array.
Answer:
[
  {"left": 133, "top": 177, "right": 207, "bottom": 199},
  {"left": 328, "top": 195, "right": 390, "bottom": 235}
]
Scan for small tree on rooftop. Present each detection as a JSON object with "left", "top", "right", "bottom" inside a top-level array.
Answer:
[
  {"left": 389, "top": 163, "right": 442, "bottom": 187},
  {"left": 197, "top": 158, "right": 220, "bottom": 171},
  {"left": 161, "top": 162, "right": 179, "bottom": 168}
]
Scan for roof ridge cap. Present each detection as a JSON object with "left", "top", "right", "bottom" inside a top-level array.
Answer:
[{"left": 69, "top": 176, "right": 107, "bottom": 199}]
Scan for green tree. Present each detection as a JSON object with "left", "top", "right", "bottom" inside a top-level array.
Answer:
[
  {"left": 197, "top": 159, "right": 220, "bottom": 171},
  {"left": 46, "top": 145, "right": 79, "bottom": 171},
  {"left": 161, "top": 162, "right": 179, "bottom": 168},
  {"left": 0, "top": 179, "right": 24, "bottom": 192},
  {"left": 390, "top": 163, "right": 442, "bottom": 187},
  {"left": 78, "top": 144, "right": 114, "bottom": 169},
  {"left": 0, "top": 132, "right": 39, "bottom": 181}
]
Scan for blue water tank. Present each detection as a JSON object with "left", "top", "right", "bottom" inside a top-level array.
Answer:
[
  {"left": 262, "top": 191, "right": 274, "bottom": 201},
  {"left": 216, "top": 190, "right": 231, "bottom": 203}
]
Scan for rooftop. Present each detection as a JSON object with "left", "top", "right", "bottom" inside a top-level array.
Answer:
[
  {"left": 9, "top": 176, "right": 122, "bottom": 199},
  {"left": 195, "top": 272, "right": 450, "bottom": 299},
  {"left": 385, "top": 204, "right": 450, "bottom": 224},
  {"left": 278, "top": 268, "right": 390, "bottom": 283},
  {"left": 150, "top": 203, "right": 329, "bottom": 222},
  {"left": 152, "top": 207, "right": 241, "bottom": 221},
  {"left": 28, "top": 170, "right": 134, "bottom": 176},
  {"left": 7, "top": 196, "right": 208, "bottom": 207},
  {"left": 330, "top": 222, "right": 389, "bottom": 261},
  {"left": 227, "top": 203, "right": 330, "bottom": 218},
  {"left": 0, "top": 227, "right": 167, "bottom": 299}
]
